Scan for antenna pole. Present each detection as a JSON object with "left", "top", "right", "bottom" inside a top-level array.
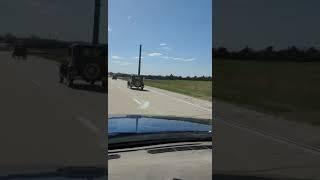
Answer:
[
  {"left": 92, "top": 0, "right": 101, "bottom": 44},
  {"left": 138, "top": 44, "right": 142, "bottom": 75}
]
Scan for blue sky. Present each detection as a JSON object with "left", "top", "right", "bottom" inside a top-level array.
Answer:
[
  {"left": 108, "top": 0, "right": 212, "bottom": 77},
  {"left": 0, "top": 0, "right": 107, "bottom": 43}
]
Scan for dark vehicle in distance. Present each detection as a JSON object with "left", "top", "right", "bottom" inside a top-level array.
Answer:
[
  {"left": 59, "top": 43, "right": 107, "bottom": 87},
  {"left": 112, "top": 75, "right": 117, "bottom": 80},
  {"left": 12, "top": 46, "right": 28, "bottom": 60},
  {"left": 127, "top": 75, "right": 144, "bottom": 90}
]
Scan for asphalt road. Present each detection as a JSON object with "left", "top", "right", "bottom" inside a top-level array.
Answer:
[
  {"left": 108, "top": 77, "right": 213, "bottom": 120},
  {"left": 0, "top": 51, "right": 107, "bottom": 175},
  {"left": 213, "top": 102, "right": 320, "bottom": 179}
]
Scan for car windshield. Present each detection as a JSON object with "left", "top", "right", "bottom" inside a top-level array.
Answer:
[{"left": 79, "top": 47, "right": 106, "bottom": 58}]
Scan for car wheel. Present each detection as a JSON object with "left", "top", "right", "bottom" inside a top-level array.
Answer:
[
  {"left": 68, "top": 80, "right": 73, "bottom": 87},
  {"left": 102, "top": 80, "right": 107, "bottom": 88},
  {"left": 83, "top": 63, "right": 101, "bottom": 81}
]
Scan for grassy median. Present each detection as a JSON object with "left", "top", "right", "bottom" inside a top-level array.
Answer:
[
  {"left": 144, "top": 79, "right": 212, "bottom": 101},
  {"left": 214, "top": 59, "right": 320, "bottom": 125}
]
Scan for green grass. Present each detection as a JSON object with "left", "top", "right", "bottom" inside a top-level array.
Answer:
[
  {"left": 29, "top": 48, "right": 68, "bottom": 63},
  {"left": 214, "top": 59, "right": 320, "bottom": 125},
  {"left": 144, "top": 80, "right": 212, "bottom": 101}
]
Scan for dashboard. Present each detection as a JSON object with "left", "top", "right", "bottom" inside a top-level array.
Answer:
[{"left": 108, "top": 141, "right": 212, "bottom": 180}]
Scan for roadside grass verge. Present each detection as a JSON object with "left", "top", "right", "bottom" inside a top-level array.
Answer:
[
  {"left": 28, "top": 48, "right": 68, "bottom": 63},
  {"left": 144, "top": 79, "right": 212, "bottom": 101},
  {"left": 214, "top": 59, "right": 320, "bottom": 125}
]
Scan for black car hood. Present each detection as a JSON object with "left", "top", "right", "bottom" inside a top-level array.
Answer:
[{"left": 108, "top": 115, "right": 212, "bottom": 136}]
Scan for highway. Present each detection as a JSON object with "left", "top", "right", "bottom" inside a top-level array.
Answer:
[
  {"left": 213, "top": 101, "right": 320, "bottom": 179},
  {"left": 108, "top": 77, "right": 212, "bottom": 119},
  {"left": 0, "top": 51, "right": 107, "bottom": 175}
]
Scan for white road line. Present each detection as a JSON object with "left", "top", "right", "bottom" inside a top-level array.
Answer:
[
  {"left": 133, "top": 98, "right": 142, "bottom": 105},
  {"left": 77, "top": 116, "right": 100, "bottom": 134},
  {"left": 76, "top": 116, "right": 106, "bottom": 148},
  {"left": 216, "top": 117, "right": 320, "bottom": 155},
  {"left": 148, "top": 88, "right": 212, "bottom": 112}
]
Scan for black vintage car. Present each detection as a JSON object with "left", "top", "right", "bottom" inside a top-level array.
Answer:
[
  {"left": 59, "top": 43, "right": 107, "bottom": 87},
  {"left": 12, "top": 46, "right": 28, "bottom": 59},
  {"left": 127, "top": 75, "right": 144, "bottom": 90}
]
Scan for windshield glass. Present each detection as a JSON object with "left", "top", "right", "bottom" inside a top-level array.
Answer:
[{"left": 80, "top": 47, "right": 106, "bottom": 58}]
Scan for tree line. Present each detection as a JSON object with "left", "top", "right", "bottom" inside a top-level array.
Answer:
[
  {"left": 213, "top": 46, "right": 320, "bottom": 62},
  {"left": 109, "top": 72, "right": 212, "bottom": 81},
  {"left": 0, "top": 33, "right": 106, "bottom": 49}
]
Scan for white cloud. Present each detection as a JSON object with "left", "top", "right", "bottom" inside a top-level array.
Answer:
[
  {"left": 173, "top": 57, "right": 183, "bottom": 61},
  {"left": 134, "top": 56, "right": 144, "bottom": 59},
  {"left": 160, "top": 56, "right": 195, "bottom": 62},
  {"left": 160, "top": 43, "right": 167, "bottom": 46},
  {"left": 111, "top": 55, "right": 122, "bottom": 60},
  {"left": 108, "top": 25, "right": 112, "bottom": 32},
  {"left": 148, "top": 52, "right": 162, "bottom": 57},
  {"left": 184, "top": 58, "right": 196, "bottom": 62}
]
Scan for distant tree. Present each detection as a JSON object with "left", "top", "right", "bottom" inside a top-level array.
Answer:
[
  {"left": 305, "top": 47, "right": 319, "bottom": 60},
  {"left": 216, "top": 47, "right": 229, "bottom": 57},
  {"left": 266, "top": 46, "right": 274, "bottom": 53},
  {"left": 4, "top": 33, "right": 16, "bottom": 44},
  {"left": 239, "top": 46, "right": 254, "bottom": 59},
  {"left": 29, "top": 34, "right": 40, "bottom": 40}
]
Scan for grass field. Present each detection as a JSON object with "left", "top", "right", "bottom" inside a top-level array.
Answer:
[
  {"left": 144, "top": 80, "right": 212, "bottom": 101},
  {"left": 214, "top": 59, "right": 320, "bottom": 125},
  {"left": 30, "top": 48, "right": 68, "bottom": 63}
]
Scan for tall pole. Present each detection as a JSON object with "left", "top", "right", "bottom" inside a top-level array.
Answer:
[
  {"left": 138, "top": 44, "right": 142, "bottom": 75},
  {"left": 92, "top": 0, "right": 101, "bottom": 44}
]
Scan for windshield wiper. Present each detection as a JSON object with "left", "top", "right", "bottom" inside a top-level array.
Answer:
[{"left": 1, "top": 166, "right": 106, "bottom": 180}]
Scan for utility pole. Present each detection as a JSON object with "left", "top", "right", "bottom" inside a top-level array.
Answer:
[
  {"left": 92, "top": 0, "right": 101, "bottom": 44},
  {"left": 138, "top": 44, "right": 142, "bottom": 75}
]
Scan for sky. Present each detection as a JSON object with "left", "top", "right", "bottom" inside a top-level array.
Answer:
[
  {"left": 0, "top": 0, "right": 107, "bottom": 43},
  {"left": 108, "top": 0, "right": 212, "bottom": 77},
  {"left": 214, "top": 0, "right": 320, "bottom": 50}
]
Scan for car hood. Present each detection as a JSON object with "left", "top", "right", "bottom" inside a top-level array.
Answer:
[{"left": 108, "top": 115, "right": 212, "bottom": 136}]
